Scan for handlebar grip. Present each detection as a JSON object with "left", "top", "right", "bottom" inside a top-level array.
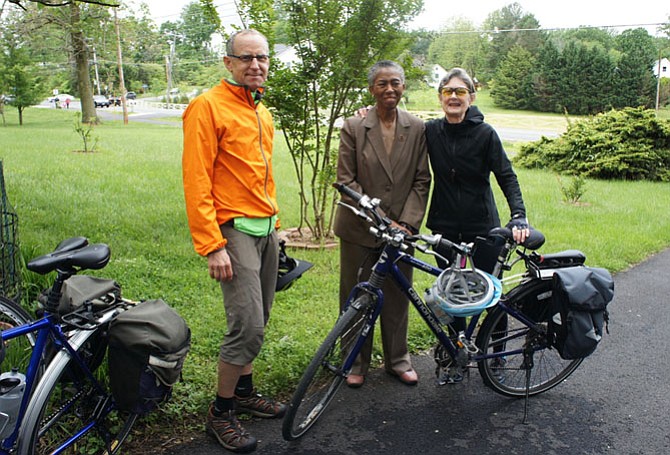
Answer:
[
  {"left": 487, "top": 226, "right": 545, "bottom": 250},
  {"left": 332, "top": 182, "right": 363, "bottom": 203}
]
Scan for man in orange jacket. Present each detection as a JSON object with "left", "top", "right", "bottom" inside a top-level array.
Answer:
[{"left": 182, "top": 29, "right": 284, "bottom": 454}]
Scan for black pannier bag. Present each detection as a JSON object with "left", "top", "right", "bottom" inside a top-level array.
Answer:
[
  {"left": 108, "top": 299, "right": 191, "bottom": 415},
  {"left": 549, "top": 267, "right": 614, "bottom": 360}
]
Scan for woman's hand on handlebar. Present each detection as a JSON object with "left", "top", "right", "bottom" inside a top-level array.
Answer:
[
  {"left": 390, "top": 220, "right": 412, "bottom": 236},
  {"left": 506, "top": 216, "right": 530, "bottom": 244}
]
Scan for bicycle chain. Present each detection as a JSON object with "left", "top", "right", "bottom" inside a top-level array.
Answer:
[{"left": 40, "top": 385, "right": 90, "bottom": 427}]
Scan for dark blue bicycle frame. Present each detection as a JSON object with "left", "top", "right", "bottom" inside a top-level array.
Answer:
[
  {"left": 0, "top": 313, "right": 109, "bottom": 454},
  {"left": 340, "top": 239, "right": 548, "bottom": 375}
]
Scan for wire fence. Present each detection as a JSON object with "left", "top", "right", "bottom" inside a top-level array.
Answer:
[{"left": 0, "top": 161, "right": 21, "bottom": 301}]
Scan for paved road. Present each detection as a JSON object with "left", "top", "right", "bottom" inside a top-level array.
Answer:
[
  {"left": 40, "top": 101, "right": 557, "bottom": 142},
  {"left": 154, "top": 248, "right": 670, "bottom": 455}
]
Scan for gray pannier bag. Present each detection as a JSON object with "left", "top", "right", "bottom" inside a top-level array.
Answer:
[
  {"left": 549, "top": 266, "right": 614, "bottom": 360},
  {"left": 108, "top": 299, "right": 191, "bottom": 415},
  {"left": 39, "top": 275, "right": 121, "bottom": 314}
]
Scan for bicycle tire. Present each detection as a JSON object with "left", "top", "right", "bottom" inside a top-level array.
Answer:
[
  {"left": 0, "top": 296, "right": 39, "bottom": 376},
  {"left": 282, "top": 294, "right": 376, "bottom": 441},
  {"left": 476, "top": 279, "right": 583, "bottom": 397},
  {"left": 18, "top": 328, "right": 137, "bottom": 455}
]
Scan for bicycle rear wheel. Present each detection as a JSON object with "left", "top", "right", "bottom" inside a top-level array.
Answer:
[
  {"left": 0, "top": 296, "right": 37, "bottom": 375},
  {"left": 282, "top": 294, "right": 376, "bottom": 441},
  {"left": 476, "top": 279, "right": 583, "bottom": 397},
  {"left": 18, "top": 329, "right": 137, "bottom": 455}
]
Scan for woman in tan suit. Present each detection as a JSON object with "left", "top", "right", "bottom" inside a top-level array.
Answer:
[{"left": 333, "top": 60, "right": 431, "bottom": 388}]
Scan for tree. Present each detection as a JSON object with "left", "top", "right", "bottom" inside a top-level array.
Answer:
[
  {"left": 158, "top": 1, "right": 219, "bottom": 93},
  {"left": 5, "top": 0, "right": 119, "bottom": 9},
  {"left": 407, "top": 28, "right": 436, "bottom": 64},
  {"left": 427, "top": 17, "right": 487, "bottom": 81},
  {"left": 9, "top": 1, "right": 108, "bottom": 123},
  {"left": 63, "top": 3, "right": 98, "bottom": 122},
  {"left": 612, "top": 28, "right": 657, "bottom": 109},
  {"left": 532, "top": 41, "right": 562, "bottom": 112},
  {"left": 0, "top": 26, "right": 43, "bottom": 125},
  {"left": 558, "top": 41, "right": 616, "bottom": 115},
  {"left": 108, "top": 4, "right": 165, "bottom": 93},
  {"left": 481, "top": 2, "right": 546, "bottom": 82},
  {"left": 260, "top": 0, "right": 422, "bottom": 241},
  {"left": 177, "top": 1, "right": 218, "bottom": 61},
  {"left": 490, "top": 45, "right": 536, "bottom": 109}
]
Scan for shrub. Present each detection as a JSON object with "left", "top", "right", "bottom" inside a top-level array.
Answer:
[
  {"left": 514, "top": 107, "right": 670, "bottom": 181},
  {"left": 556, "top": 174, "right": 587, "bottom": 204}
]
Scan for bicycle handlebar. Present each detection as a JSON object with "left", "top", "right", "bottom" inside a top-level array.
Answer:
[
  {"left": 333, "top": 183, "right": 469, "bottom": 257},
  {"left": 333, "top": 182, "right": 546, "bottom": 266},
  {"left": 487, "top": 226, "right": 546, "bottom": 251},
  {"left": 333, "top": 182, "right": 392, "bottom": 229}
]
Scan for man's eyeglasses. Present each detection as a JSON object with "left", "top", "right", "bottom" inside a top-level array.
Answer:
[
  {"left": 440, "top": 87, "right": 471, "bottom": 97},
  {"left": 228, "top": 54, "right": 270, "bottom": 64}
]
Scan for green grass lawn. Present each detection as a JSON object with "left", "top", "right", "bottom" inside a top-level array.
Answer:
[{"left": 1, "top": 102, "right": 669, "bottom": 438}]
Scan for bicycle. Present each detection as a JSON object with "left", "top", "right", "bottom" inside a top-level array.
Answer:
[
  {"left": 0, "top": 237, "right": 140, "bottom": 454},
  {"left": 282, "top": 183, "right": 590, "bottom": 441}
]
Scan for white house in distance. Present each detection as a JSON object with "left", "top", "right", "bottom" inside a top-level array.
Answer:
[
  {"left": 428, "top": 64, "right": 448, "bottom": 89},
  {"left": 653, "top": 58, "right": 670, "bottom": 79},
  {"left": 274, "top": 44, "right": 301, "bottom": 69}
]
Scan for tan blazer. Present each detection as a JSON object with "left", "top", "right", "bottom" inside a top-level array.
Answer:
[{"left": 334, "top": 107, "right": 431, "bottom": 248}]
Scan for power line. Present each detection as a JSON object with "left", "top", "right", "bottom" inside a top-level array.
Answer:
[{"left": 440, "top": 22, "right": 669, "bottom": 35}]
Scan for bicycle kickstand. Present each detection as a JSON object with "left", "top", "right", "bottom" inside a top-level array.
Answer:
[{"left": 521, "top": 348, "right": 535, "bottom": 425}]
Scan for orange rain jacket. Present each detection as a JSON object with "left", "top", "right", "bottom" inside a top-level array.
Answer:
[{"left": 182, "top": 80, "right": 278, "bottom": 256}]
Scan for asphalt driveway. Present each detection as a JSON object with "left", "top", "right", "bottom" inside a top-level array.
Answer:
[{"left": 156, "top": 248, "right": 670, "bottom": 455}]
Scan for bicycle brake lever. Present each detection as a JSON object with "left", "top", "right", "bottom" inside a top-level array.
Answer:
[{"left": 337, "top": 201, "right": 372, "bottom": 223}]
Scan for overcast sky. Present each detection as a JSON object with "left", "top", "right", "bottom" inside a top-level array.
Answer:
[{"left": 134, "top": 0, "right": 669, "bottom": 35}]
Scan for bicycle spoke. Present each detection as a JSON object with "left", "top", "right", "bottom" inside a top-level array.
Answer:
[
  {"left": 476, "top": 280, "right": 583, "bottom": 397},
  {"left": 283, "top": 297, "right": 374, "bottom": 440}
]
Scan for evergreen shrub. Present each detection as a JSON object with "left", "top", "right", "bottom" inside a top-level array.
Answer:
[{"left": 514, "top": 107, "right": 670, "bottom": 181}]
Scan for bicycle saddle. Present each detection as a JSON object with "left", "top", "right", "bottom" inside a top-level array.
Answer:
[{"left": 27, "top": 243, "right": 111, "bottom": 275}]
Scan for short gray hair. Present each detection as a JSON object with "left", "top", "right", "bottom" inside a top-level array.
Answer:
[
  {"left": 226, "top": 29, "right": 269, "bottom": 56},
  {"left": 438, "top": 67, "right": 475, "bottom": 93},
  {"left": 367, "top": 60, "right": 405, "bottom": 86}
]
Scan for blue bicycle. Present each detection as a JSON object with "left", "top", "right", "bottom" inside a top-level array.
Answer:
[
  {"left": 282, "top": 183, "right": 587, "bottom": 440},
  {"left": 0, "top": 237, "right": 138, "bottom": 454}
]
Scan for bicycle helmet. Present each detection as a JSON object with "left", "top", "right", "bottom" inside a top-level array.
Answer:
[
  {"left": 276, "top": 240, "right": 314, "bottom": 292},
  {"left": 425, "top": 267, "right": 502, "bottom": 317}
]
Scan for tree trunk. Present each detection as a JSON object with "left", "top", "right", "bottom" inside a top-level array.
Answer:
[{"left": 69, "top": 3, "right": 97, "bottom": 124}]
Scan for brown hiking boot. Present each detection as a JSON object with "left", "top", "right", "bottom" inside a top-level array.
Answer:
[
  {"left": 235, "top": 389, "right": 286, "bottom": 418},
  {"left": 206, "top": 403, "right": 257, "bottom": 453}
]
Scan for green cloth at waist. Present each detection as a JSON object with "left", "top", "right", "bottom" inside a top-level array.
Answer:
[{"left": 233, "top": 215, "right": 277, "bottom": 237}]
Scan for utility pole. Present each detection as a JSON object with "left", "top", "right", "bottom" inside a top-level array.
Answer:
[
  {"left": 113, "top": 8, "right": 128, "bottom": 124},
  {"left": 655, "top": 48, "right": 662, "bottom": 115},
  {"left": 91, "top": 44, "right": 101, "bottom": 96},
  {"left": 165, "top": 40, "right": 175, "bottom": 106},
  {"left": 164, "top": 32, "right": 183, "bottom": 108}
]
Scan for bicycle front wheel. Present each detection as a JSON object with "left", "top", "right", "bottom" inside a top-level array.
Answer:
[
  {"left": 18, "top": 329, "right": 137, "bottom": 455},
  {"left": 282, "top": 294, "right": 376, "bottom": 441},
  {"left": 476, "top": 279, "right": 583, "bottom": 397},
  {"left": 0, "top": 296, "right": 38, "bottom": 375}
]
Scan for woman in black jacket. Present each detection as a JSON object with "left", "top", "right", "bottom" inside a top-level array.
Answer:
[{"left": 426, "top": 68, "right": 530, "bottom": 383}]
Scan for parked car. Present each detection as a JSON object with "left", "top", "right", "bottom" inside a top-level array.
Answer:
[
  {"left": 1, "top": 94, "right": 16, "bottom": 105},
  {"left": 125, "top": 91, "right": 137, "bottom": 100},
  {"left": 93, "top": 95, "right": 110, "bottom": 108}
]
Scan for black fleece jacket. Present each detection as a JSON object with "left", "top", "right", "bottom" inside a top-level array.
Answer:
[{"left": 425, "top": 106, "right": 526, "bottom": 240}]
